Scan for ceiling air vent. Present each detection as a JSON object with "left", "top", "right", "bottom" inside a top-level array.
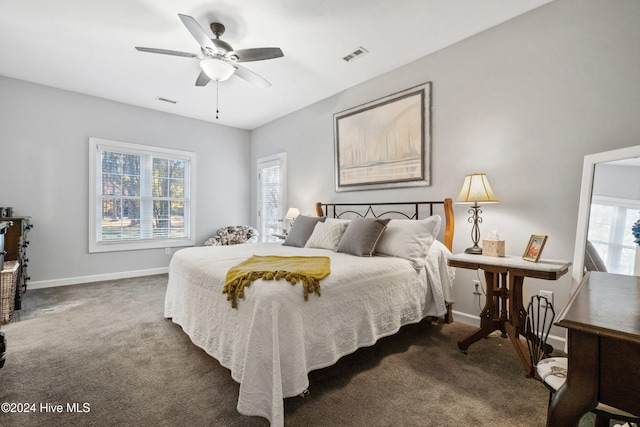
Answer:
[
  {"left": 156, "top": 97, "right": 177, "bottom": 104},
  {"left": 342, "top": 47, "right": 369, "bottom": 62}
]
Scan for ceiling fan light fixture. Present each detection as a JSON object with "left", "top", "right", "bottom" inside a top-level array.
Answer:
[
  {"left": 200, "top": 58, "right": 235, "bottom": 81},
  {"left": 137, "top": 15, "right": 280, "bottom": 89}
]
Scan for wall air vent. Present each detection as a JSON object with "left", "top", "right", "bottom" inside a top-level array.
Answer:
[
  {"left": 342, "top": 47, "right": 369, "bottom": 62},
  {"left": 156, "top": 97, "right": 177, "bottom": 104}
]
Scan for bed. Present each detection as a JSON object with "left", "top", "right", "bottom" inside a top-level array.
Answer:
[{"left": 164, "top": 199, "right": 455, "bottom": 426}]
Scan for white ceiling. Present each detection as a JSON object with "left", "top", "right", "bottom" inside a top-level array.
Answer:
[{"left": 0, "top": 0, "right": 552, "bottom": 130}]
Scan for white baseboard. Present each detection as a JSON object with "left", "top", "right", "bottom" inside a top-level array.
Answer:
[
  {"left": 451, "top": 309, "right": 481, "bottom": 326},
  {"left": 27, "top": 267, "right": 169, "bottom": 290},
  {"left": 451, "top": 309, "right": 566, "bottom": 350}
]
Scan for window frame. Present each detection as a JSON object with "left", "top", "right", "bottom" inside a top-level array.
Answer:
[
  {"left": 588, "top": 195, "right": 640, "bottom": 274},
  {"left": 256, "top": 153, "right": 287, "bottom": 242},
  {"left": 88, "top": 137, "right": 196, "bottom": 253}
]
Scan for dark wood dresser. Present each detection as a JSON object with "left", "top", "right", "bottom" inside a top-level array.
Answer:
[
  {"left": 2, "top": 215, "right": 32, "bottom": 310},
  {"left": 0, "top": 221, "right": 7, "bottom": 273},
  {"left": 547, "top": 271, "right": 640, "bottom": 426}
]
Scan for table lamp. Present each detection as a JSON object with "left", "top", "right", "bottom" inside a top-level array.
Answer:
[
  {"left": 456, "top": 173, "right": 499, "bottom": 254},
  {"left": 284, "top": 207, "right": 300, "bottom": 233}
]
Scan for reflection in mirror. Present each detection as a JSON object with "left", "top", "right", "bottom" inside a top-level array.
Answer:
[
  {"left": 572, "top": 145, "right": 640, "bottom": 291},
  {"left": 587, "top": 160, "right": 640, "bottom": 275}
]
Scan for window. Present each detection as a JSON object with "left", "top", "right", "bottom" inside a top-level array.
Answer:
[
  {"left": 257, "top": 153, "right": 286, "bottom": 242},
  {"left": 89, "top": 138, "right": 196, "bottom": 252},
  {"left": 588, "top": 196, "right": 640, "bottom": 274}
]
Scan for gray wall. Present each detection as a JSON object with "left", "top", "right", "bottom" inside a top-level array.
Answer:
[
  {"left": 250, "top": 0, "right": 640, "bottom": 325},
  {"left": 0, "top": 77, "right": 250, "bottom": 286}
]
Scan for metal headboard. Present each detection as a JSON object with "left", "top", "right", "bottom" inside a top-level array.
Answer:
[
  {"left": 314, "top": 198, "right": 454, "bottom": 251},
  {"left": 316, "top": 201, "right": 435, "bottom": 219}
]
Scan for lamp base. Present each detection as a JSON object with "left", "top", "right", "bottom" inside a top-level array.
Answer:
[{"left": 464, "top": 246, "right": 483, "bottom": 255}]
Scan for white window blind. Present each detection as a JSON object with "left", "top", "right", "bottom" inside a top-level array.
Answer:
[
  {"left": 89, "top": 138, "right": 196, "bottom": 252},
  {"left": 588, "top": 196, "right": 640, "bottom": 274},
  {"left": 257, "top": 153, "right": 286, "bottom": 242}
]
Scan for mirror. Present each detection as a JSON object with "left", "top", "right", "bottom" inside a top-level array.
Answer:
[{"left": 572, "top": 145, "right": 640, "bottom": 291}]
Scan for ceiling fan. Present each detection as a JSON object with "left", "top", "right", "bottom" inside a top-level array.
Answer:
[{"left": 135, "top": 14, "right": 284, "bottom": 88}]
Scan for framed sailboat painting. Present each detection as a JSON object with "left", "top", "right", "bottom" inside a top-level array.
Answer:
[{"left": 333, "top": 82, "right": 431, "bottom": 192}]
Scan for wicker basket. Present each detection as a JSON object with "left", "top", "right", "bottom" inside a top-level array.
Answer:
[{"left": 1, "top": 260, "right": 19, "bottom": 325}]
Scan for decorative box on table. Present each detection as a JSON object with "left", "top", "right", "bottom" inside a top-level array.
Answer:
[{"left": 483, "top": 239, "right": 505, "bottom": 257}]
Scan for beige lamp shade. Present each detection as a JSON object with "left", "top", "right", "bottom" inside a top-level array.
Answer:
[
  {"left": 456, "top": 174, "right": 499, "bottom": 204},
  {"left": 285, "top": 207, "right": 300, "bottom": 220}
]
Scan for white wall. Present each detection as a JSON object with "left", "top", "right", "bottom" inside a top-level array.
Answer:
[
  {"left": 250, "top": 0, "right": 640, "bottom": 326},
  {"left": 0, "top": 77, "right": 250, "bottom": 287},
  {"left": 592, "top": 163, "right": 640, "bottom": 200}
]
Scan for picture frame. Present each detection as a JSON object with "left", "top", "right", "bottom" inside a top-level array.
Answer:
[
  {"left": 523, "top": 234, "right": 548, "bottom": 262},
  {"left": 333, "top": 82, "right": 431, "bottom": 192}
]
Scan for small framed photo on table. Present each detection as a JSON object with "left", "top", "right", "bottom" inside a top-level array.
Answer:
[{"left": 523, "top": 234, "right": 547, "bottom": 262}]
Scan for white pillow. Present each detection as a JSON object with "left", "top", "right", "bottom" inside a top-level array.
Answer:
[
  {"left": 304, "top": 219, "right": 349, "bottom": 251},
  {"left": 375, "top": 215, "right": 442, "bottom": 269}
]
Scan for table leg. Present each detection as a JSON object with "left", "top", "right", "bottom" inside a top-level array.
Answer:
[
  {"left": 506, "top": 274, "right": 535, "bottom": 375},
  {"left": 499, "top": 272, "right": 509, "bottom": 338},
  {"left": 458, "top": 270, "right": 504, "bottom": 352}
]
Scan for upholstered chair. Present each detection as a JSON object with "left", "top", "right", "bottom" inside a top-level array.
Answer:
[{"left": 204, "top": 225, "right": 259, "bottom": 246}]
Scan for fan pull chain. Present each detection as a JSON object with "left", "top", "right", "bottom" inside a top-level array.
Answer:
[{"left": 216, "top": 80, "right": 220, "bottom": 119}]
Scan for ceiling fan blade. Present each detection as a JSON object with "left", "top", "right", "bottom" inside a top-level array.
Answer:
[
  {"left": 195, "top": 70, "right": 211, "bottom": 87},
  {"left": 135, "top": 47, "right": 199, "bottom": 58},
  {"left": 178, "top": 14, "right": 217, "bottom": 53},
  {"left": 231, "top": 47, "right": 284, "bottom": 62},
  {"left": 233, "top": 63, "right": 271, "bottom": 88}
]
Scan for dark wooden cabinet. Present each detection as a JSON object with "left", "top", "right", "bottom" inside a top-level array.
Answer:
[
  {"left": 0, "top": 221, "right": 7, "bottom": 271},
  {"left": 2, "top": 216, "right": 32, "bottom": 310},
  {"left": 547, "top": 272, "right": 640, "bottom": 426}
]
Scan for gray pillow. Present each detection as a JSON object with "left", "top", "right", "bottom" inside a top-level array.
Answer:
[
  {"left": 282, "top": 215, "right": 326, "bottom": 247},
  {"left": 337, "top": 217, "right": 391, "bottom": 256}
]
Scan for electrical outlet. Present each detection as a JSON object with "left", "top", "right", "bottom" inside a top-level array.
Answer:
[
  {"left": 540, "top": 290, "right": 554, "bottom": 307},
  {"left": 473, "top": 280, "right": 482, "bottom": 295},
  {"left": 164, "top": 248, "right": 171, "bottom": 256}
]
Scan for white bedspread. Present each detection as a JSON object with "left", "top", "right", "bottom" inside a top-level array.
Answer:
[{"left": 164, "top": 241, "right": 454, "bottom": 426}]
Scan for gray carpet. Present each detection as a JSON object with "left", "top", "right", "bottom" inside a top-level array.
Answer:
[{"left": 0, "top": 275, "right": 599, "bottom": 426}]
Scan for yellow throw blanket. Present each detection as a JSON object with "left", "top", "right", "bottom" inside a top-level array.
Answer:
[{"left": 223, "top": 255, "right": 331, "bottom": 308}]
